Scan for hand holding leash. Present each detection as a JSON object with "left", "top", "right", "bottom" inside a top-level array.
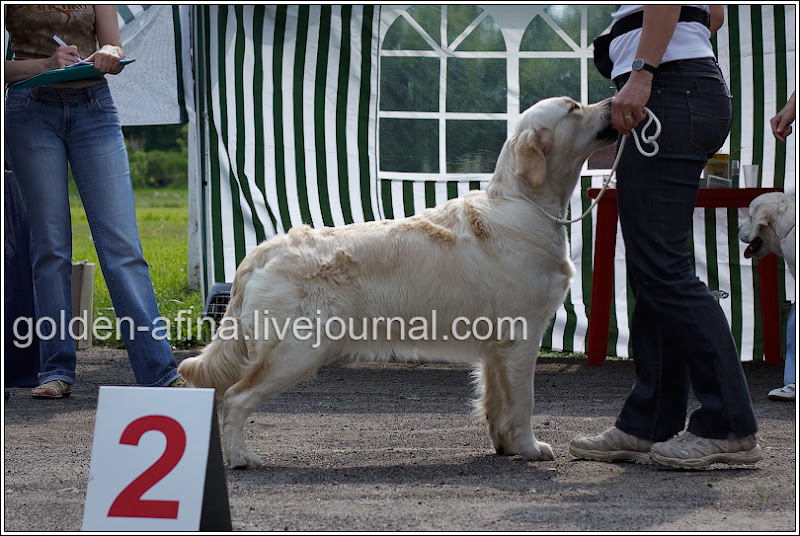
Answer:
[
  {"left": 629, "top": 107, "right": 661, "bottom": 157},
  {"left": 533, "top": 107, "right": 661, "bottom": 225}
]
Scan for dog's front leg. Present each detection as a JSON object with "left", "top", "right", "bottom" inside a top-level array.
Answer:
[{"left": 504, "top": 343, "right": 554, "bottom": 461}]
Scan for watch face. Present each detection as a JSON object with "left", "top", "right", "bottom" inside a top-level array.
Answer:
[{"left": 633, "top": 59, "right": 644, "bottom": 70}]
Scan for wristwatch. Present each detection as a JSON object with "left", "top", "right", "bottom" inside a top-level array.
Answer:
[{"left": 632, "top": 58, "right": 658, "bottom": 74}]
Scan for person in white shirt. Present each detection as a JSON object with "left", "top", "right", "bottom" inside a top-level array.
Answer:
[
  {"left": 767, "top": 91, "right": 796, "bottom": 402},
  {"left": 571, "top": 5, "right": 762, "bottom": 469}
]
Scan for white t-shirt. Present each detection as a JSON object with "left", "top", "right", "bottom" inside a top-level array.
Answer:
[{"left": 609, "top": 5, "right": 715, "bottom": 79}]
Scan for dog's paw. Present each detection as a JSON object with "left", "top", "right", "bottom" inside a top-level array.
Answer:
[
  {"left": 494, "top": 444, "right": 512, "bottom": 456},
  {"left": 520, "top": 441, "right": 554, "bottom": 461},
  {"left": 226, "top": 449, "right": 263, "bottom": 469}
]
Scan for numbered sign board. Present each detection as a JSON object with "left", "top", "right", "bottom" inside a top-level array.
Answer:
[{"left": 82, "top": 386, "right": 215, "bottom": 531}]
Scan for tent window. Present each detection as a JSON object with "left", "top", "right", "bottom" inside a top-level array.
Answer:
[
  {"left": 520, "top": 58, "right": 581, "bottom": 110},
  {"left": 446, "top": 120, "right": 507, "bottom": 174},
  {"left": 446, "top": 58, "right": 507, "bottom": 113},
  {"left": 380, "top": 119, "right": 439, "bottom": 173},
  {"left": 380, "top": 57, "right": 440, "bottom": 112},
  {"left": 379, "top": 5, "right": 617, "bottom": 180}
]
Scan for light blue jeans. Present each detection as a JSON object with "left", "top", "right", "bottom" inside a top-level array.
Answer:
[
  {"left": 785, "top": 303, "right": 795, "bottom": 386},
  {"left": 5, "top": 82, "right": 180, "bottom": 387}
]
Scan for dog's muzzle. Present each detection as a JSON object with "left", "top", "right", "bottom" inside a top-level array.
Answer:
[
  {"left": 596, "top": 100, "right": 617, "bottom": 141},
  {"left": 591, "top": 97, "right": 616, "bottom": 142},
  {"left": 743, "top": 236, "right": 763, "bottom": 259},
  {"left": 597, "top": 122, "right": 618, "bottom": 141}
]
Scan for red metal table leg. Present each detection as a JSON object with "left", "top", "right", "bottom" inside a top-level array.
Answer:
[
  {"left": 586, "top": 195, "right": 618, "bottom": 366},
  {"left": 758, "top": 253, "right": 781, "bottom": 366}
]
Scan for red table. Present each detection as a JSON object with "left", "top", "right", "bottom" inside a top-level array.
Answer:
[{"left": 586, "top": 187, "right": 784, "bottom": 366}]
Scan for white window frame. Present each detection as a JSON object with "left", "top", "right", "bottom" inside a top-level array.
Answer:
[{"left": 377, "top": 4, "right": 615, "bottom": 183}]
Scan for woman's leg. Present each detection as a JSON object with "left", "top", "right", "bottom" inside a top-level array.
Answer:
[
  {"left": 66, "top": 84, "right": 180, "bottom": 386},
  {"left": 5, "top": 89, "right": 77, "bottom": 386},
  {"left": 784, "top": 303, "right": 795, "bottom": 387}
]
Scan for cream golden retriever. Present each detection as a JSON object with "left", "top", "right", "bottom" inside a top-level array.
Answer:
[
  {"left": 179, "top": 96, "right": 616, "bottom": 468},
  {"left": 738, "top": 192, "right": 795, "bottom": 280}
]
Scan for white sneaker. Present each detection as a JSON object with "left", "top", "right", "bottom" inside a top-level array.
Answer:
[{"left": 767, "top": 383, "right": 796, "bottom": 401}]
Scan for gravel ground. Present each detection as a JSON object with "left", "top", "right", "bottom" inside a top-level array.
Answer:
[{"left": 3, "top": 348, "right": 797, "bottom": 532}]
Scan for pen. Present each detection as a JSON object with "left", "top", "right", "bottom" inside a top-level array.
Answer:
[{"left": 53, "top": 34, "right": 82, "bottom": 62}]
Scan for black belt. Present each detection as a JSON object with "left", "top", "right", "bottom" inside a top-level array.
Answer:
[{"left": 610, "top": 6, "right": 711, "bottom": 40}]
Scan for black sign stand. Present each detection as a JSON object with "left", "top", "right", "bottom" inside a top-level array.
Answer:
[{"left": 199, "top": 407, "right": 232, "bottom": 531}]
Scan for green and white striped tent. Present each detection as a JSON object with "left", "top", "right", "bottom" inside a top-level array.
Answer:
[{"left": 121, "top": 5, "right": 798, "bottom": 360}]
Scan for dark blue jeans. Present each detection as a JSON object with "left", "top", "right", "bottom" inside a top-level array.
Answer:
[{"left": 612, "top": 58, "right": 758, "bottom": 441}]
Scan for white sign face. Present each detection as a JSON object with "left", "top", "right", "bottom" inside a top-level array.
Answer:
[{"left": 82, "top": 386, "right": 215, "bottom": 531}]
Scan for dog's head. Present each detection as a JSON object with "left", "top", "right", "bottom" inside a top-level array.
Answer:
[
  {"left": 738, "top": 192, "right": 795, "bottom": 260},
  {"left": 489, "top": 97, "right": 615, "bottom": 201}
]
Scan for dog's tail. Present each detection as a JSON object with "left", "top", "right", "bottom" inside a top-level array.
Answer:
[
  {"left": 178, "top": 242, "right": 279, "bottom": 401},
  {"left": 178, "top": 333, "right": 247, "bottom": 402}
]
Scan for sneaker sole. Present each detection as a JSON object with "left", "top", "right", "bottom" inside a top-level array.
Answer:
[
  {"left": 32, "top": 392, "right": 70, "bottom": 399},
  {"left": 767, "top": 394, "right": 795, "bottom": 401},
  {"left": 569, "top": 445, "right": 655, "bottom": 465},
  {"left": 649, "top": 445, "right": 763, "bottom": 469}
]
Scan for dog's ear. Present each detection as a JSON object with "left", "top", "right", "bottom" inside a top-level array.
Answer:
[
  {"left": 773, "top": 197, "right": 796, "bottom": 238},
  {"left": 515, "top": 128, "right": 551, "bottom": 189},
  {"left": 749, "top": 204, "right": 772, "bottom": 242}
]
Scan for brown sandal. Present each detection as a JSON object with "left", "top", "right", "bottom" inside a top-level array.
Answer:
[{"left": 31, "top": 380, "right": 72, "bottom": 399}]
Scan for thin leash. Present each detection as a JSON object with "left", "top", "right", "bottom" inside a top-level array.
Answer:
[{"left": 532, "top": 107, "right": 662, "bottom": 225}]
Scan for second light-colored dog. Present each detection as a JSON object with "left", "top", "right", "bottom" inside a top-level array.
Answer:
[{"left": 738, "top": 191, "right": 795, "bottom": 279}]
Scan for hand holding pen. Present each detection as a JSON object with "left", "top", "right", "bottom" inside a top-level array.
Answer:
[
  {"left": 51, "top": 34, "right": 82, "bottom": 68},
  {"left": 52, "top": 35, "right": 125, "bottom": 74}
]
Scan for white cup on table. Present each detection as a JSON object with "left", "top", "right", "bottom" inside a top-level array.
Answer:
[{"left": 742, "top": 164, "right": 760, "bottom": 188}]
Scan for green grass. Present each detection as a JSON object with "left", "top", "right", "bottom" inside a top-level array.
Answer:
[{"left": 70, "top": 184, "right": 208, "bottom": 349}]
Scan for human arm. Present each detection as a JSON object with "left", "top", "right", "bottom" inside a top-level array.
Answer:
[
  {"left": 611, "top": 5, "right": 681, "bottom": 135},
  {"left": 770, "top": 91, "right": 796, "bottom": 142},
  {"left": 84, "top": 5, "right": 125, "bottom": 74},
  {"left": 709, "top": 5, "right": 724, "bottom": 35},
  {"left": 4, "top": 48, "right": 80, "bottom": 83},
  {"left": 3, "top": 5, "right": 82, "bottom": 83}
]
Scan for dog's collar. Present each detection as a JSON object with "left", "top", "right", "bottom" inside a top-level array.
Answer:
[
  {"left": 782, "top": 223, "right": 796, "bottom": 241},
  {"left": 530, "top": 199, "right": 569, "bottom": 224}
]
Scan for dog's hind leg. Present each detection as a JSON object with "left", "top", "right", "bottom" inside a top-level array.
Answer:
[
  {"left": 221, "top": 342, "right": 329, "bottom": 469},
  {"left": 475, "top": 358, "right": 515, "bottom": 456}
]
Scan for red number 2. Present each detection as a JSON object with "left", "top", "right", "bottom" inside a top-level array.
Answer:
[{"left": 107, "top": 415, "right": 187, "bottom": 519}]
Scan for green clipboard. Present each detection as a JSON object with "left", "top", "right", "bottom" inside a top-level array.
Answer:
[{"left": 9, "top": 58, "right": 135, "bottom": 89}]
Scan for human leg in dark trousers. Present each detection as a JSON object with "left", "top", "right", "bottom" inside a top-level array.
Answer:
[
  {"left": 570, "top": 60, "right": 760, "bottom": 467},
  {"left": 616, "top": 62, "right": 758, "bottom": 442}
]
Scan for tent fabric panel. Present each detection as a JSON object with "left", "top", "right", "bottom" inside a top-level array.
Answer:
[{"left": 192, "top": 5, "right": 381, "bottom": 288}]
